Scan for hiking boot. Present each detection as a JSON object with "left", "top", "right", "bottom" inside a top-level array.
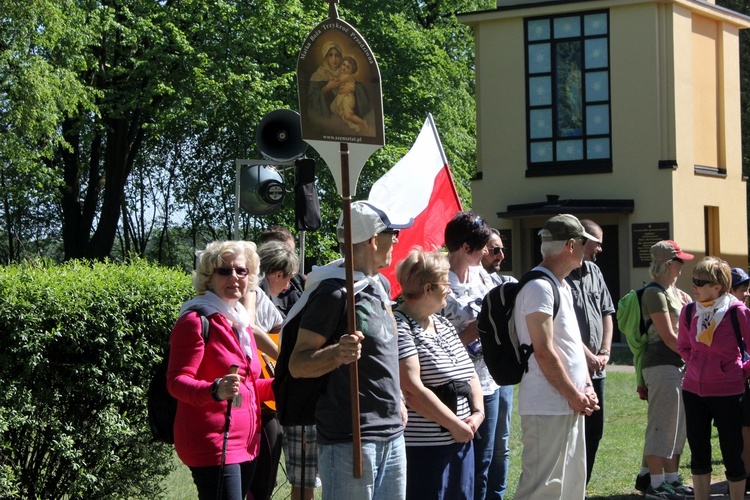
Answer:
[
  {"left": 645, "top": 481, "right": 684, "bottom": 499},
  {"left": 669, "top": 480, "right": 694, "bottom": 497},
  {"left": 635, "top": 472, "right": 651, "bottom": 493}
]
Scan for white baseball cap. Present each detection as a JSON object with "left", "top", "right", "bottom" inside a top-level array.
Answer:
[{"left": 337, "top": 201, "right": 414, "bottom": 244}]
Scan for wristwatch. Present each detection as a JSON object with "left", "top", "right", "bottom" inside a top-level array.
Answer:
[{"left": 598, "top": 349, "right": 610, "bottom": 356}]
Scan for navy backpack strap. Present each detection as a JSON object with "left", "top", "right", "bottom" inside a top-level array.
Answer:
[{"left": 729, "top": 306, "right": 747, "bottom": 357}]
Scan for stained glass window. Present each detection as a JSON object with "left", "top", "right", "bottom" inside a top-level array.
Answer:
[{"left": 525, "top": 10, "right": 611, "bottom": 173}]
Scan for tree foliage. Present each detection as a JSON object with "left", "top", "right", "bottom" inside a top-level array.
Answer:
[{"left": 1, "top": 0, "right": 494, "bottom": 266}]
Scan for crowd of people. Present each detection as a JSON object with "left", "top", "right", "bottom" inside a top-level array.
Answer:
[{"left": 164, "top": 204, "right": 750, "bottom": 500}]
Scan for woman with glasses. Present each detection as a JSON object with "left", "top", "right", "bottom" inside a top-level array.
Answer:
[
  {"left": 637, "top": 240, "right": 695, "bottom": 498},
  {"left": 167, "top": 240, "right": 275, "bottom": 500},
  {"left": 677, "top": 257, "right": 750, "bottom": 500},
  {"left": 395, "top": 248, "right": 483, "bottom": 499}
]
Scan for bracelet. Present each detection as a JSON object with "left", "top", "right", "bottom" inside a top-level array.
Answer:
[
  {"left": 211, "top": 378, "right": 223, "bottom": 402},
  {"left": 472, "top": 409, "right": 485, "bottom": 419}
]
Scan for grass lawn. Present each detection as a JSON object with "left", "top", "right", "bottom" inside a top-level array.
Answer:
[{"left": 164, "top": 352, "right": 729, "bottom": 498}]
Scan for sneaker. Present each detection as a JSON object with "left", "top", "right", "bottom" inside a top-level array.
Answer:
[
  {"left": 645, "top": 482, "right": 684, "bottom": 499},
  {"left": 635, "top": 473, "right": 651, "bottom": 493},
  {"left": 669, "top": 480, "right": 694, "bottom": 497}
]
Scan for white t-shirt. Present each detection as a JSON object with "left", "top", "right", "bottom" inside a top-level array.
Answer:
[{"left": 513, "top": 267, "right": 587, "bottom": 415}]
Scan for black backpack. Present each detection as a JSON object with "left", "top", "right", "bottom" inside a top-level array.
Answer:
[
  {"left": 476, "top": 270, "right": 560, "bottom": 385},
  {"left": 147, "top": 312, "right": 209, "bottom": 444},
  {"left": 272, "top": 284, "right": 341, "bottom": 427}
]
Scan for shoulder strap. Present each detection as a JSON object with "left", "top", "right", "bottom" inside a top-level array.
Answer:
[
  {"left": 200, "top": 314, "right": 210, "bottom": 343},
  {"left": 729, "top": 306, "right": 747, "bottom": 357},
  {"left": 642, "top": 282, "right": 668, "bottom": 331},
  {"left": 521, "top": 270, "right": 561, "bottom": 318},
  {"left": 685, "top": 301, "right": 695, "bottom": 323}
]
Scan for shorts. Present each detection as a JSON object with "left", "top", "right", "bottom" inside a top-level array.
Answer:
[
  {"left": 282, "top": 425, "right": 321, "bottom": 489},
  {"left": 643, "top": 364, "right": 686, "bottom": 457}
]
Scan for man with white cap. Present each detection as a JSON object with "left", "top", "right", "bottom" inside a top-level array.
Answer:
[
  {"left": 289, "top": 200, "right": 412, "bottom": 500},
  {"left": 513, "top": 214, "right": 600, "bottom": 499}
]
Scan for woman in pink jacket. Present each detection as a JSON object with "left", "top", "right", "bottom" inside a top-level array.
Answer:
[
  {"left": 678, "top": 256, "right": 750, "bottom": 500},
  {"left": 168, "top": 240, "right": 275, "bottom": 499}
]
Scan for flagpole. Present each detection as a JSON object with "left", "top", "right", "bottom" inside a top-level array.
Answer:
[
  {"left": 339, "top": 142, "right": 363, "bottom": 478},
  {"left": 427, "top": 113, "right": 463, "bottom": 211}
]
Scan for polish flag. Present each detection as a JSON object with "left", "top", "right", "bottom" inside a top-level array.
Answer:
[{"left": 369, "top": 114, "right": 463, "bottom": 299}]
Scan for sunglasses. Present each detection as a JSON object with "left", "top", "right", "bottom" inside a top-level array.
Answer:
[
  {"left": 692, "top": 277, "right": 713, "bottom": 287},
  {"left": 382, "top": 229, "right": 400, "bottom": 238},
  {"left": 215, "top": 267, "right": 250, "bottom": 277},
  {"left": 489, "top": 246, "right": 504, "bottom": 255},
  {"left": 672, "top": 258, "right": 685, "bottom": 264}
]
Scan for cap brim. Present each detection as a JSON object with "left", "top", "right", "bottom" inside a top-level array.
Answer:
[
  {"left": 676, "top": 251, "right": 695, "bottom": 260},
  {"left": 582, "top": 230, "right": 601, "bottom": 244}
]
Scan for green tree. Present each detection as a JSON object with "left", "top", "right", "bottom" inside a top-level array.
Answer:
[{"left": 2, "top": 0, "right": 493, "bottom": 265}]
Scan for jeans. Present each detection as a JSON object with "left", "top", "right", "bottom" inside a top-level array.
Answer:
[
  {"left": 406, "top": 441, "right": 474, "bottom": 499},
  {"left": 318, "top": 434, "right": 406, "bottom": 500},
  {"left": 190, "top": 460, "right": 256, "bottom": 500},
  {"left": 474, "top": 386, "right": 513, "bottom": 500}
]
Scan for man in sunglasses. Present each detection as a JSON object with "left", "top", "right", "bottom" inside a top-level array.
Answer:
[
  {"left": 564, "top": 219, "right": 615, "bottom": 488},
  {"left": 288, "top": 200, "right": 413, "bottom": 500},
  {"left": 481, "top": 229, "right": 517, "bottom": 289}
]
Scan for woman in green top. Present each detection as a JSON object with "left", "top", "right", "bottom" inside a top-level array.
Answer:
[{"left": 639, "top": 240, "right": 695, "bottom": 499}]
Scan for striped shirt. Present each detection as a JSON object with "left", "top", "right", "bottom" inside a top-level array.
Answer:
[{"left": 396, "top": 312, "right": 476, "bottom": 446}]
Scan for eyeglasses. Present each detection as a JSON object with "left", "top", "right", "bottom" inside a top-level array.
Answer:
[
  {"left": 430, "top": 282, "right": 451, "bottom": 292},
  {"left": 577, "top": 236, "right": 588, "bottom": 245},
  {"left": 692, "top": 277, "right": 713, "bottom": 287},
  {"left": 215, "top": 267, "right": 250, "bottom": 277},
  {"left": 381, "top": 229, "right": 400, "bottom": 238},
  {"left": 489, "top": 246, "right": 504, "bottom": 256}
]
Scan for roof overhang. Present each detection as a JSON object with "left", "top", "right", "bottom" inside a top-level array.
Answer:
[{"left": 497, "top": 196, "right": 634, "bottom": 219}]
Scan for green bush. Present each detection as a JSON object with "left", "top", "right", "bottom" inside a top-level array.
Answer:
[{"left": 0, "top": 259, "right": 194, "bottom": 498}]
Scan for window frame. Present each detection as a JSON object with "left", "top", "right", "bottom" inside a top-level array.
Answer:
[{"left": 524, "top": 10, "right": 613, "bottom": 177}]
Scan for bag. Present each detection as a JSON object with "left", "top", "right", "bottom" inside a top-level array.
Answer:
[
  {"left": 147, "top": 312, "right": 209, "bottom": 444},
  {"left": 272, "top": 285, "right": 340, "bottom": 427},
  {"left": 477, "top": 270, "right": 560, "bottom": 385},
  {"left": 616, "top": 282, "right": 664, "bottom": 388}
]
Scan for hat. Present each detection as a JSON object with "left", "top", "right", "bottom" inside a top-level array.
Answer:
[
  {"left": 731, "top": 268, "right": 750, "bottom": 287},
  {"left": 336, "top": 201, "right": 414, "bottom": 244},
  {"left": 649, "top": 240, "right": 694, "bottom": 262},
  {"left": 541, "top": 214, "right": 601, "bottom": 243}
]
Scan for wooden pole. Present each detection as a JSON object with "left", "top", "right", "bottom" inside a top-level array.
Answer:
[{"left": 339, "top": 143, "right": 362, "bottom": 478}]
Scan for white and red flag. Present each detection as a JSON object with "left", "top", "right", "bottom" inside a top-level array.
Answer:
[{"left": 368, "top": 114, "right": 463, "bottom": 299}]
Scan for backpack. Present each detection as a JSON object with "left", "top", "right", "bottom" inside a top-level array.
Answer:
[
  {"left": 477, "top": 270, "right": 560, "bottom": 385},
  {"left": 272, "top": 284, "right": 341, "bottom": 427},
  {"left": 616, "top": 282, "right": 665, "bottom": 387},
  {"left": 147, "top": 311, "right": 209, "bottom": 444}
]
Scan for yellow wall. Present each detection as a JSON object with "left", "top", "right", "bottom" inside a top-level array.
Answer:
[{"left": 463, "top": 0, "right": 749, "bottom": 295}]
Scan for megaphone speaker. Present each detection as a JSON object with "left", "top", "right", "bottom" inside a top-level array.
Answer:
[
  {"left": 256, "top": 109, "right": 307, "bottom": 162},
  {"left": 239, "top": 164, "right": 286, "bottom": 216}
]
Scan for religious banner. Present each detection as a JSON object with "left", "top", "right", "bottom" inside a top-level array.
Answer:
[{"left": 296, "top": 1, "right": 384, "bottom": 196}]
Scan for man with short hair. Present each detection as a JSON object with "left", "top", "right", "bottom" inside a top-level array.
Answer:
[
  {"left": 479, "top": 228, "right": 517, "bottom": 499},
  {"left": 514, "top": 214, "right": 600, "bottom": 499},
  {"left": 564, "top": 219, "right": 615, "bottom": 486},
  {"left": 289, "top": 200, "right": 411, "bottom": 500}
]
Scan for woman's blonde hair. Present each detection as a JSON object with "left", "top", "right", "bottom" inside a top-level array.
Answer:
[
  {"left": 396, "top": 248, "right": 450, "bottom": 300},
  {"left": 192, "top": 240, "right": 260, "bottom": 293},
  {"left": 693, "top": 256, "right": 731, "bottom": 295}
]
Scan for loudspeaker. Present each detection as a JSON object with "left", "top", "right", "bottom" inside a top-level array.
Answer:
[
  {"left": 239, "top": 164, "right": 286, "bottom": 216},
  {"left": 294, "top": 158, "right": 321, "bottom": 231},
  {"left": 256, "top": 109, "right": 307, "bottom": 162}
]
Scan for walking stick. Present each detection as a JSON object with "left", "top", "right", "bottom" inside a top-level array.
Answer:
[{"left": 217, "top": 365, "right": 239, "bottom": 500}]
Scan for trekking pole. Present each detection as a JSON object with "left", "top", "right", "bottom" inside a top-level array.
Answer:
[{"left": 217, "top": 365, "right": 239, "bottom": 500}]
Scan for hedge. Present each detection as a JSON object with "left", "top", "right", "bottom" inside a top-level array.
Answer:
[{"left": 0, "top": 259, "right": 194, "bottom": 498}]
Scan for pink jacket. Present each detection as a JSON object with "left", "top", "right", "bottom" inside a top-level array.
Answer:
[
  {"left": 167, "top": 311, "right": 274, "bottom": 467},
  {"left": 678, "top": 301, "right": 750, "bottom": 397}
]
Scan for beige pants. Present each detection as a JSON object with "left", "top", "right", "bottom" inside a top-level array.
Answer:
[{"left": 516, "top": 413, "right": 586, "bottom": 500}]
